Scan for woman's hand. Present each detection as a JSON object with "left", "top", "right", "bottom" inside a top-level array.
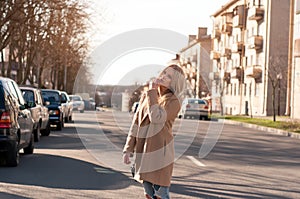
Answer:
[
  {"left": 149, "top": 79, "right": 159, "bottom": 90},
  {"left": 123, "top": 152, "right": 131, "bottom": 164}
]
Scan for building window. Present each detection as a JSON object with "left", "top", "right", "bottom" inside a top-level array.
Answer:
[
  {"left": 244, "top": 83, "right": 247, "bottom": 96},
  {"left": 297, "top": 0, "right": 300, "bottom": 14}
]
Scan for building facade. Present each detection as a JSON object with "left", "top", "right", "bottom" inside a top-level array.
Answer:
[
  {"left": 210, "top": 0, "right": 291, "bottom": 116},
  {"left": 291, "top": 0, "right": 300, "bottom": 119},
  {"left": 179, "top": 27, "right": 212, "bottom": 99}
]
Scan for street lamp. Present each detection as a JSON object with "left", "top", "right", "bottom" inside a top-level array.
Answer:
[{"left": 277, "top": 73, "right": 282, "bottom": 116}]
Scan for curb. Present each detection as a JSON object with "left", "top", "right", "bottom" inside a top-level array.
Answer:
[{"left": 221, "top": 119, "right": 300, "bottom": 140}]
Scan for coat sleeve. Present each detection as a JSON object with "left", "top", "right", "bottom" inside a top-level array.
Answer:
[
  {"left": 123, "top": 112, "right": 138, "bottom": 153},
  {"left": 123, "top": 93, "right": 146, "bottom": 153},
  {"left": 147, "top": 89, "right": 180, "bottom": 124}
]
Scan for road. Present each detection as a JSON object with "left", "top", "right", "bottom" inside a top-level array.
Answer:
[{"left": 0, "top": 110, "right": 299, "bottom": 199}]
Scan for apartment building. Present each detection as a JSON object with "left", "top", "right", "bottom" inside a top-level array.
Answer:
[
  {"left": 210, "top": 0, "right": 291, "bottom": 116},
  {"left": 291, "top": 0, "right": 300, "bottom": 119},
  {"left": 179, "top": 27, "right": 211, "bottom": 98}
]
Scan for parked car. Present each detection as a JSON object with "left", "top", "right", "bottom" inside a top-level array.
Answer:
[
  {"left": 41, "top": 89, "right": 65, "bottom": 130},
  {"left": 60, "top": 91, "right": 73, "bottom": 122},
  {"left": 69, "top": 95, "right": 84, "bottom": 113},
  {"left": 0, "top": 77, "right": 34, "bottom": 167},
  {"left": 178, "top": 98, "right": 209, "bottom": 120},
  {"left": 83, "top": 97, "right": 96, "bottom": 110},
  {"left": 20, "top": 86, "right": 51, "bottom": 140}
]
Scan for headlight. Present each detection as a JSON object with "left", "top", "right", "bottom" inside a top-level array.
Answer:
[{"left": 49, "top": 110, "right": 60, "bottom": 115}]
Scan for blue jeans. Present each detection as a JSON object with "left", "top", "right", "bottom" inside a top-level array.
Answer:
[{"left": 143, "top": 181, "right": 170, "bottom": 199}]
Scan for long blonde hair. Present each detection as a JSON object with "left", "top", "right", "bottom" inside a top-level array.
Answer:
[{"left": 159, "top": 64, "right": 185, "bottom": 99}]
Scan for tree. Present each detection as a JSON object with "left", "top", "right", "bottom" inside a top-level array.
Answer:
[
  {"left": 267, "top": 56, "right": 287, "bottom": 122},
  {"left": 0, "top": 0, "right": 91, "bottom": 93}
]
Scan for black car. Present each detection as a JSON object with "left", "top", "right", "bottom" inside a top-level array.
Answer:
[
  {"left": 41, "top": 89, "right": 65, "bottom": 130},
  {"left": 0, "top": 77, "right": 34, "bottom": 167},
  {"left": 20, "top": 87, "right": 51, "bottom": 139}
]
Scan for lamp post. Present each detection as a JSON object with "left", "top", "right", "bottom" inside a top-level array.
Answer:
[{"left": 277, "top": 73, "right": 282, "bottom": 116}]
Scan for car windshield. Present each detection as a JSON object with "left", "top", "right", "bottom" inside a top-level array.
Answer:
[
  {"left": 22, "top": 90, "right": 34, "bottom": 103},
  {"left": 71, "top": 96, "right": 81, "bottom": 101},
  {"left": 42, "top": 91, "right": 60, "bottom": 105}
]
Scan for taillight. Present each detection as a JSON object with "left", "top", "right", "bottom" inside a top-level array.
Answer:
[
  {"left": 0, "top": 111, "right": 11, "bottom": 128},
  {"left": 204, "top": 105, "right": 208, "bottom": 109},
  {"left": 186, "top": 104, "right": 191, "bottom": 109}
]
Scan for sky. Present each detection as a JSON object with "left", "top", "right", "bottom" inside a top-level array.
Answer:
[{"left": 87, "top": 0, "right": 229, "bottom": 85}]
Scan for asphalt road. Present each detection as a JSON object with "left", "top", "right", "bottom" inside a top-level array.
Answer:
[{"left": 0, "top": 110, "right": 299, "bottom": 199}]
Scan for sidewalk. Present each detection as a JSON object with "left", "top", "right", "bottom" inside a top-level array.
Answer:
[{"left": 221, "top": 116, "right": 300, "bottom": 140}]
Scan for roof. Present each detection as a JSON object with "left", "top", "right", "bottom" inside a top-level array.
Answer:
[{"left": 211, "top": 0, "right": 239, "bottom": 17}]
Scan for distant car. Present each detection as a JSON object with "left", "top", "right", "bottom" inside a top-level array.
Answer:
[
  {"left": 0, "top": 77, "right": 34, "bottom": 166},
  {"left": 60, "top": 91, "right": 73, "bottom": 122},
  {"left": 20, "top": 87, "right": 51, "bottom": 140},
  {"left": 69, "top": 95, "right": 84, "bottom": 113},
  {"left": 178, "top": 98, "right": 209, "bottom": 120},
  {"left": 41, "top": 89, "right": 65, "bottom": 130},
  {"left": 88, "top": 98, "right": 96, "bottom": 110}
]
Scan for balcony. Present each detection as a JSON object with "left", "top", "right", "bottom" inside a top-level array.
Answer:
[
  {"left": 222, "top": 12, "right": 233, "bottom": 23},
  {"left": 212, "top": 28, "right": 221, "bottom": 39},
  {"left": 209, "top": 72, "right": 220, "bottom": 80},
  {"left": 221, "top": 71, "right": 231, "bottom": 83},
  {"left": 248, "top": 6, "right": 264, "bottom": 21},
  {"left": 210, "top": 51, "right": 221, "bottom": 60},
  {"left": 221, "top": 24, "right": 233, "bottom": 34},
  {"left": 232, "top": 43, "right": 244, "bottom": 53},
  {"left": 233, "top": 5, "right": 245, "bottom": 28},
  {"left": 249, "top": 35, "right": 263, "bottom": 51},
  {"left": 231, "top": 67, "right": 242, "bottom": 80},
  {"left": 245, "top": 65, "right": 262, "bottom": 82},
  {"left": 221, "top": 48, "right": 232, "bottom": 58}
]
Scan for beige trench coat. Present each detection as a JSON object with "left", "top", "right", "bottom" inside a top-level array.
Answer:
[{"left": 123, "top": 89, "right": 181, "bottom": 187}]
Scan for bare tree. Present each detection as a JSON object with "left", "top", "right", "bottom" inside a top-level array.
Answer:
[
  {"left": 1, "top": 0, "right": 91, "bottom": 93},
  {"left": 267, "top": 56, "right": 287, "bottom": 122}
]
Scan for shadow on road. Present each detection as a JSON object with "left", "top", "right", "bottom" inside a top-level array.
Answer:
[
  {"left": 0, "top": 153, "right": 137, "bottom": 190},
  {"left": 0, "top": 123, "right": 138, "bottom": 191},
  {"left": 0, "top": 192, "right": 29, "bottom": 199}
]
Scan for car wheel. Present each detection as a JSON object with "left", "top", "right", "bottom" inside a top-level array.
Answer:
[
  {"left": 23, "top": 133, "right": 34, "bottom": 154},
  {"left": 80, "top": 110, "right": 84, "bottom": 113},
  {"left": 41, "top": 122, "right": 51, "bottom": 136},
  {"left": 34, "top": 123, "right": 41, "bottom": 142},
  {"left": 6, "top": 142, "right": 19, "bottom": 167},
  {"left": 56, "top": 122, "right": 62, "bottom": 130}
]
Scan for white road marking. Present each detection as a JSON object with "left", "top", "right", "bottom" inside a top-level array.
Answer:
[{"left": 187, "top": 156, "right": 206, "bottom": 167}]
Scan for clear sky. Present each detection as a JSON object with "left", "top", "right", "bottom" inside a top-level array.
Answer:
[{"left": 87, "top": 0, "right": 229, "bottom": 85}]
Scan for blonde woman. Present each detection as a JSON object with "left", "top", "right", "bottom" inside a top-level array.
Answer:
[{"left": 123, "top": 64, "right": 185, "bottom": 199}]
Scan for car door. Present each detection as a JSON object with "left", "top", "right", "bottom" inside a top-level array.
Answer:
[
  {"left": 12, "top": 82, "right": 33, "bottom": 144},
  {"left": 37, "top": 90, "right": 49, "bottom": 129}
]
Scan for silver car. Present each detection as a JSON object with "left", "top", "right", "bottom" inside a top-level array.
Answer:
[
  {"left": 178, "top": 98, "right": 209, "bottom": 120},
  {"left": 69, "top": 95, "right": 84, "bottom": 113}
]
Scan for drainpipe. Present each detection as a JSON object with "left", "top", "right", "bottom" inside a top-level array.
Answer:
[
  {"left": 286, "top": 0, "right": 294, "bottom": 116},
  {"left": 262, "top": 0, "right": 271, "bottom": 115}
]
